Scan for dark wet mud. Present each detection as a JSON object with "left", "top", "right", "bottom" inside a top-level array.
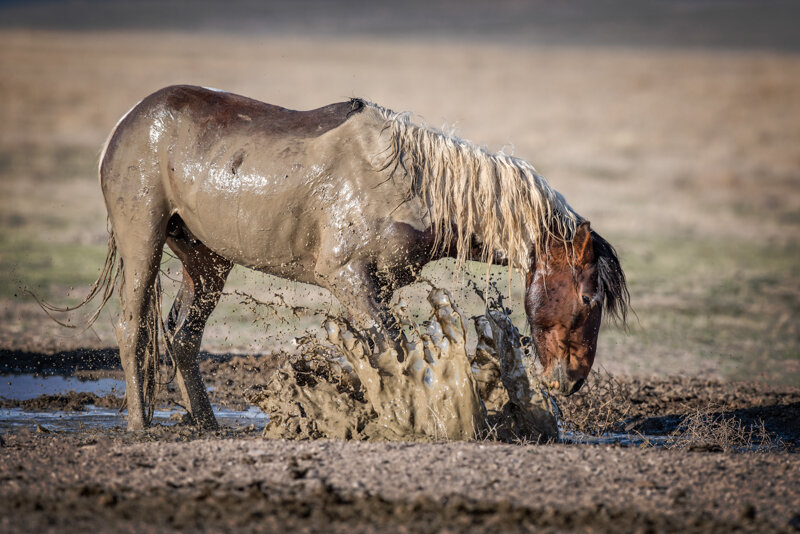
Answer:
[
  {"left": 1, "top": 391, "right": 121, "bottom": 412},
  {"left": 2, "top": 346, "right": 800, "bottom": 532},
  {"left": 557, "top": 374, "right": 800, "bottom": 451}
]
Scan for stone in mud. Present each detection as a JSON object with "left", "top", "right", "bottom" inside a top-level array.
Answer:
[{"left": 252, "top": 289, "right": 557, "bottom": 442}]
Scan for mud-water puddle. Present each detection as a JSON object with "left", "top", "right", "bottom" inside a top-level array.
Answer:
[
  {"left": 0, "top": 374, "right": 268, "bottom": 432},
  {"left": 0, "top": 405, "right": 267, "bottom": 432},
  {"left": 561, "top": 430, "right": 670, "bottom": 448},
  {"left": 1, "top": 374, "right": 125, "bottom": 400},
  {"left": 1, "top": 374, "right": 664, "bottom": 446}
]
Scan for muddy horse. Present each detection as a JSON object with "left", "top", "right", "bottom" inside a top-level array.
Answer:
[{"left": 84, "top": 85, "right": 628, "bottom": 430}]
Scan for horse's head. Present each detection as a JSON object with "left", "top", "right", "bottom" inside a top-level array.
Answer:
[{"left": 525, "top": 222, "right": 628, "bottom": 396}]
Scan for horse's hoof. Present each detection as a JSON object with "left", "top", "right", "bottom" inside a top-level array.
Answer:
[
  {"left": 192, "top": 412, "right": 219, "bottom": 431},
  {"left": 197, "top": 419, "right": 219, "bottom": 431}
]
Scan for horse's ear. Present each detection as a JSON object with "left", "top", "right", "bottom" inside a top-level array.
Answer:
[{"left": 574, "top": 221, "right": 593, "bottom": 263}]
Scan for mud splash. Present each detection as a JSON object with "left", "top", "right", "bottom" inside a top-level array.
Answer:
[{"left": 251, "top": 289, "right": 557, "bottom": 442}]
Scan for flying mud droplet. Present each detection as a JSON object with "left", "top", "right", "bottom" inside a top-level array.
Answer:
[{"left": 250, "top": 288, "right": 557, "bottom": 442}]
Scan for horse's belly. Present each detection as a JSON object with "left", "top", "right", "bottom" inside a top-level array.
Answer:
[{"left": 171, "top": 180, "right": 323, "bottom": 281}]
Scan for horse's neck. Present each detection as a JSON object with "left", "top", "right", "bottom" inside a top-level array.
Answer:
[{"left": 427, "top": 224, "right": 509, "bottom": 267}]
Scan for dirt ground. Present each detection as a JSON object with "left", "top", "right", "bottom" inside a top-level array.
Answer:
[
  {"left": 2, "top": 2, "right": 800, "bottom": 533},
  {"left": 2, "top": 351, "right": 800, "bottom": 533},
  {"left": 1, "top": 428, "right": 798, "bottom": 534}
]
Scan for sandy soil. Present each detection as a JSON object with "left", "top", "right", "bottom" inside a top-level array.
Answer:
[{"left": 2, "top": 28, "right": 799, "bottom": 381}]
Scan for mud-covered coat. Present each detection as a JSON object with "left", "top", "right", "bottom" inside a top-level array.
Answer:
[
  {"left": 102, "top": 86, "right": 431, "bottom": 303},
  {"left": 98, "top": 86, "right": 628, "bottom": 430}
]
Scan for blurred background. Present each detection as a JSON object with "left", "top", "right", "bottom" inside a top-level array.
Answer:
[{"left": 1, "top": 0, "right": 798, "bottom": 384}]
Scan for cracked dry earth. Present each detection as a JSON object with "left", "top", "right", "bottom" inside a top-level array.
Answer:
[{"left": 1, "top": 429, "right": 799, "bottom": 533}]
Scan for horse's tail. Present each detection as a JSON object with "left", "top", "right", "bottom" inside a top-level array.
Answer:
[
  {"left": 30, "top": 227, "right": 175, "bottom": 424},
  {"left": 141, "top": 272, "right": 179, "bottom": 424},
  {"left": 28, "top": 228, "right": 121, "bottom": 331}
]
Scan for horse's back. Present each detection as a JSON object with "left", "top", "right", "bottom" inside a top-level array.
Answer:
[
  {"left": 99, "top": 86, "right": 405, "bottom": 275},
  {"left": 99, "top": 85, "right": 375, "bottom": 211},
  {"left": 101, "top": 85, "right": 368, "bottom": 178},
  {"left": 155, "top": 85, "right": 366, "bottom": 139}
]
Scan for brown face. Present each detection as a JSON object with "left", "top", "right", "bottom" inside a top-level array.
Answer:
[{"left": 525, "top": 222, "right": 602, "bottom": 396}]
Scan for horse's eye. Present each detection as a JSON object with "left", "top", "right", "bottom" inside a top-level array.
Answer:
[{"left": 582, "top": 295, "right": 591, "bottom": 306}]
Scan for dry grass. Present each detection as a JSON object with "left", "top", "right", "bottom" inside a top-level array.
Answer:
[
  {"left": 665, "top": 407, "right": 787, "bottom": 453},
  {"left": 555, "top": 368, "right": 634, "bottom": 436}
]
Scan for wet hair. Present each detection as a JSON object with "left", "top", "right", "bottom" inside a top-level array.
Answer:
[
  {"left": 591, "top": 230, "right": 630, "bottom": 324},
  {"left": 371, "top": 102, "right": 580, "bottom": 272}
]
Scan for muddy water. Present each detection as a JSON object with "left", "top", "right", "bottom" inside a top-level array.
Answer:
[
  {"left": 0, "top": 403, "right": 267, "bottom": 433},
  {"left": 0, "top": 374, "right": 658, "bottom": 447},
  {"left": 2, "top": 406, "right": 267, "bottom": 432},
  {"left": 0, "top": 374, "right": 125, "bottom": 400},
  {"left": 2, "top": 368, "right": 792, "bottom": 452},
  {"left": 0, "top": 374, "right": 267, "bottom": 432},
  {"left": 0, "top": 289, "right": 574, "bottom": 442},
  {"left": 252, "top": 288, "right": 558, "bottom": 442}
]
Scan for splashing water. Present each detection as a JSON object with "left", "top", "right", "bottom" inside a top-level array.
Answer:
[{"left": 250, "top": 288, "right": 558, "bottom": 442}]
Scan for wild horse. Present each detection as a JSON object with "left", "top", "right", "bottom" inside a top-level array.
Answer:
[{"left": 79, "top": 86, "right": 627, "bottom": 430}]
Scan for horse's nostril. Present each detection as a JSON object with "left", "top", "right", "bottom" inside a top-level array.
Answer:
[{"left": 570, "top": 378, "right": 585, "bottom": 394}]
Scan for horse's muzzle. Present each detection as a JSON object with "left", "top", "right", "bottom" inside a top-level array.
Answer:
[
  {"left": 570, "top": 378, "right": 586, "bottom": 395},
  {"left": 544, "top": 362, "right": 586, "bottom": 397}
]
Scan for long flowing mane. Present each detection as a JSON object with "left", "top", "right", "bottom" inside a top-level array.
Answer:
[
  {"left": 369, "top": 102, "right": 581, "bottom": 272},
  {"left": 367, "top": 101, "right": 629, "bottom": 324}
]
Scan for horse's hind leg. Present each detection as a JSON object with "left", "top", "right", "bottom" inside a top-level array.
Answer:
[
  {"left": 165, "top": 227, "right": 232, "bottom": 429},
  {"left": 114, "top": 226, "right": 166, "bottom": 431}
]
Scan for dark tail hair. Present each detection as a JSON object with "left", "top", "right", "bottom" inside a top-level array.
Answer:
[{"left": 28, "top": 230, "right": 121, "bottom": 331}]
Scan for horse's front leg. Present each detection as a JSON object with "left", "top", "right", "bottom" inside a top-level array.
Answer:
[{"left": 318, "top": 261, "right": 400, "bottom": 356}]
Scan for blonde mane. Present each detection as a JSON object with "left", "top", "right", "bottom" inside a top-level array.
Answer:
[{"left": 370, "top": 102, "right": 582, "bottom": 271}]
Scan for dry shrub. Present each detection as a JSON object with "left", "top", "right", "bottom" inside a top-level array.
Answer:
[
  {"left": 556, "top": 368, "right": 633, "bottom": 436},
  {"left": 665, "top": 406, "right": 786, "bottom": 453}
]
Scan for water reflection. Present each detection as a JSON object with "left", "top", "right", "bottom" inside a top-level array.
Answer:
[
  {"left": 0, "top": 374, "right": 125, "bottom": 400},
  {"left": 0, "top": 374, "right": 268, "bottom": 432},
  {"left": 0, "top": 405, "right": 267, "bottom": 432}
]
